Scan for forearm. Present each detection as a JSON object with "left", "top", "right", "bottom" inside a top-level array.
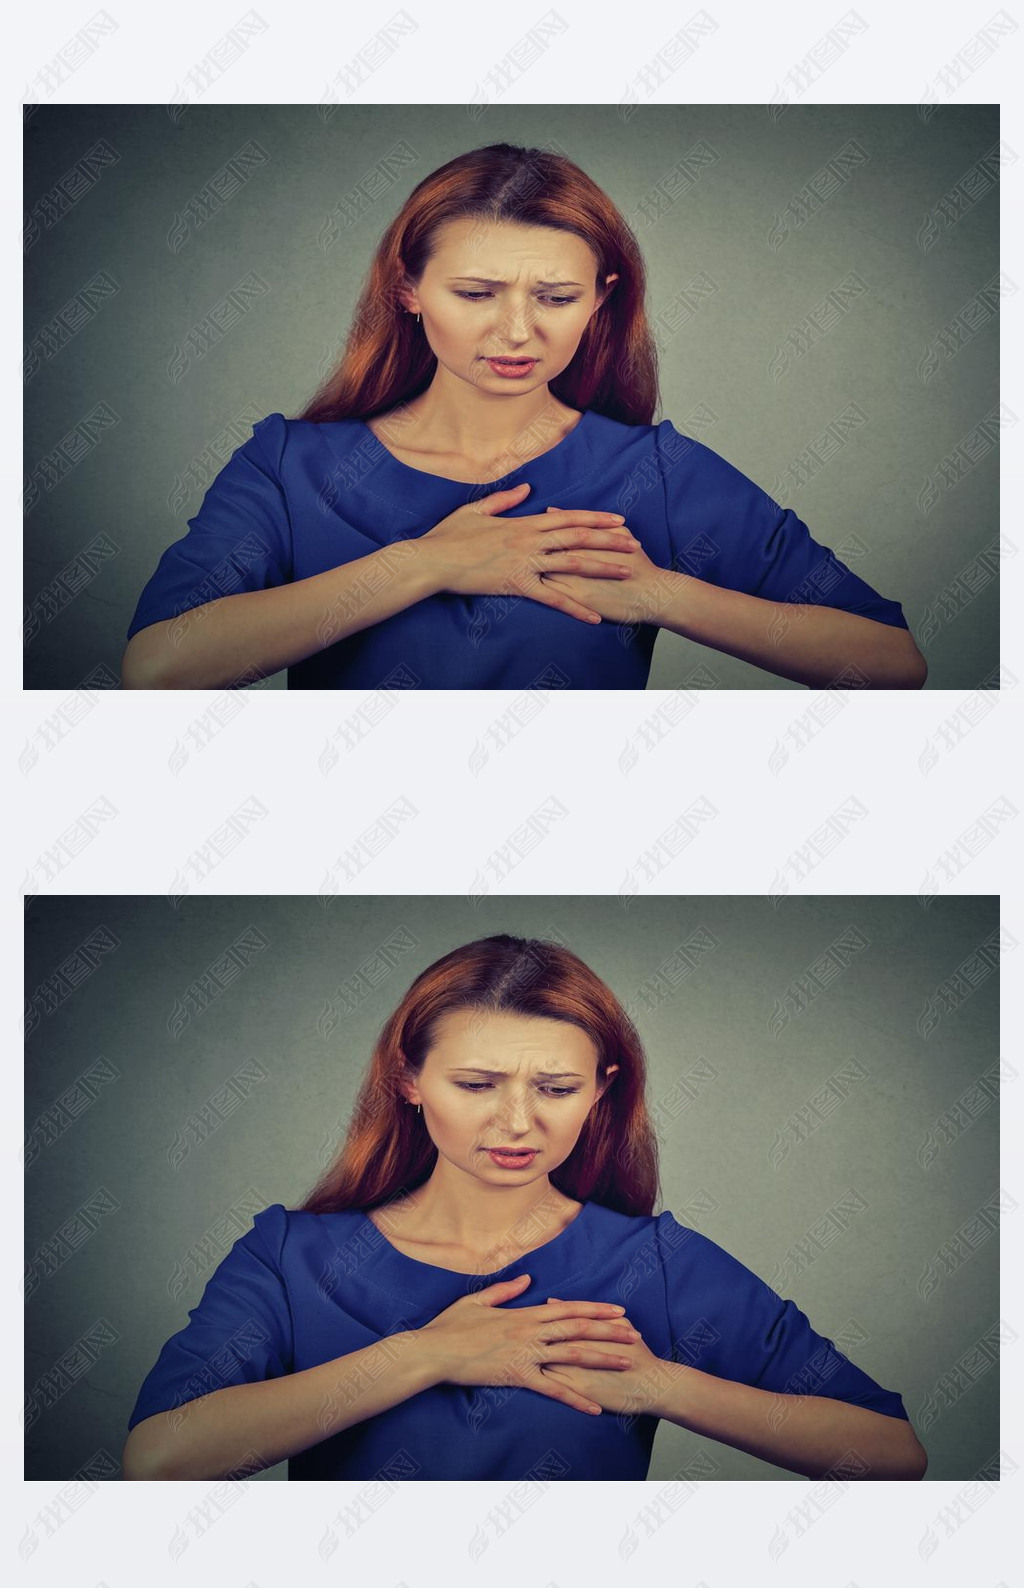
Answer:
[
  {"left": 122, "top": 1330, "right": 436, "bottom": 1479},
  {"left": 653, "top": 1361, "right": 927, "bottom": 1479},
  {"left": 121, "top": 541, "right": 438, "bottom": 689},
  {"left": 648, "top": 571, "right": 927, "bottom": 689}
]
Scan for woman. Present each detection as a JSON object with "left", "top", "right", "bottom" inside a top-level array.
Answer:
[
  {"left": 123, "top": 934, "right": 927, "bottom": 1481},
  {"left": 122, "top": 143, "right": 926, "bottom": 689}
]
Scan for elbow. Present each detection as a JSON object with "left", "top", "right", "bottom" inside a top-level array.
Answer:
[
  {"left": 895, "top": 627, "right": 928, "bottom": 689},
  {"left": 121, "top": 629, "right": 181, "bottom": 690},
  {"left": 903, "top": 641, "right": 928, "bottom": 690},
  {"left": 122, "top": 1439, "right": 172, "bottom": 1480},
  {"left": 122, "top": 1417, "right": 184, "bottom": 1480},
  {"left": 120, "top": 652, "right": 156, "bottom": 690},
  {"left": 892, "top": 1426, "right": 928, "bottom": 1480},
  {"left": 877, "top": 632, "right": 927, "bottom": 689}
]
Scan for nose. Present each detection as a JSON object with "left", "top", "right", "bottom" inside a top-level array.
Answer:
[
  {"left": 494, "top": 295, "right": 535, "bottom": 341},
  {"left": 494, "top": 1090, "right": 535, "bottom": 1130}
]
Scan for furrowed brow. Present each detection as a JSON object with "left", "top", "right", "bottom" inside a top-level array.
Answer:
[
  {"left": 446, "top": 276, "right": 584, "bottom": 288},
  {"left": 447, "top": 1066, "right": 584, "bottom": 1078}
]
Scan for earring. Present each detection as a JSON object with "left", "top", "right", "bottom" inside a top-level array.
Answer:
[{"left": 416, "top": 312, "right": 421, "bottom": 325}]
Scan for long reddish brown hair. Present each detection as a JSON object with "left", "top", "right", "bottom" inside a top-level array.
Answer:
[
  {"left": 295, "top": 143, "right": 659, "bottom": 427},
  {"left": 298, "top": 933, "right": 660, "bottom": 1218}
]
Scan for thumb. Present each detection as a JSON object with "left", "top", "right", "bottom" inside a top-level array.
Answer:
[
  {"left": 479, "top": 1272, "right": 531, "bottom": 1303},
  {"left": 477, "top": 481, "right": 530, "bottom": 514}
]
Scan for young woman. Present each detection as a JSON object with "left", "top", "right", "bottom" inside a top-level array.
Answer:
[
  {"left": 123, "top": 934, "right": 927, "bottom": 1482},
  {"left": 122, "top": 143, "right": 926, "bottom": 690}
]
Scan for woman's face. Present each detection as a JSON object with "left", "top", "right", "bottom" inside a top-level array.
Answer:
[
  {"left": 407, "top": 1006, "right": 619, "bottom": 1186},
  {"left": 403, "top": 217, "right": 618, "bottom": 397}
]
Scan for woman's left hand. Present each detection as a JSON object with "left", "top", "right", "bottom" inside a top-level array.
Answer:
[
  {"left": 538, "top": 507, "right": 666, "bottom": 624},
  {"left": 537, "top": 1297, "right": 668, "bottom": 1416}
]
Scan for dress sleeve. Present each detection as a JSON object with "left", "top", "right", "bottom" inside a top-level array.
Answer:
[
  {"left": 126, "top": 412, "right": 294, "bottom": 642},
  {"left": 126, "top": 1203, "right": 294, "bottom": 1432},
  {"left": 654, "top": 1211, "right": 909, "bottom": 1420},
  {"left": 654, "top": 420, "right": 909, "bottom": 630}
]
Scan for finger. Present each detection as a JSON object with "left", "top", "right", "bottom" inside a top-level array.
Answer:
[
  {"left": 540, "top": 1316, "right": 639, "bottom": 1344},
  {"left": 546, "top": 505, "right": 626, "bottom": 525},
  {"left": 528, "top": 1369, "right": 602, "bottom": 1416},
  {"left": 546, "top": 1297, "right": 636, "bottom": 1332},
  {"left": 537, "top": 525, "right": 639, "bottom": 550},
  {"left": 535, "top": 509, "right": 629, "bottom": 529},
  {"left": 527, "top": 583, "right": 602, "bottom": 624},
  {"left": 537, "top": 1343, "right": 632, "bottom": 1370},
  {"left": 531, "top": 553, "right": 632, "bottom": 579},
  {"left": 474, "top": 482, "right": 532, "bottom": 516},
  {"left": 530, "top": 1298, "right": 625, "bottom": 1318}
]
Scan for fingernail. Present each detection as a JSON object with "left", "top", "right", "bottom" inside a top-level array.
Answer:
[{"left": 610, "top": 1305, "right": 625, "bottom": 1313}]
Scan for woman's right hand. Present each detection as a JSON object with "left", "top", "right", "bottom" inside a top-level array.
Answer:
[
  {"left": 417, "top": 481, "right": 641, "bottom": 624},
  {"left": 416, "top": 1272, "right": 641, "bottom": 1415}
]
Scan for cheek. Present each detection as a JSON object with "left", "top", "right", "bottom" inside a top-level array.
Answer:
[
  {"left": 428, "top": 308, "right": 468, "bottom": 342},
  {"left": 548, "top": 313, "right": 590, "bottom": 353}
]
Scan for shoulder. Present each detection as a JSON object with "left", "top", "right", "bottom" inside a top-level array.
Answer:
[
  {"left": 243, "top": 412, "right": 365, "bottom": 469},
  {"left": 582, "top": 412, "right": 741, "bottom": 486},
  {"left": 246, "top": 1200, "right": 359, "bottom": 1250},
  {"left": 588, "top": 1205, "right": 760, "bottom": 1282},
  {"left": 581, "top": 410, "right": 660, "bottom": 450},
  {"left": 246, "top": 1200, "right": 291, "bottom": 1257},
  {"left": 583, "top": 1200, "right": 665, "bottom": 1243}
]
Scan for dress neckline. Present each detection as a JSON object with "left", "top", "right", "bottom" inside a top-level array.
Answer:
[
  {"left": 356, "top": 407, "right": 592, "bottom": 488},
  {"left": 360, "top": 1199, "right": 592, "bottom": 1277}
]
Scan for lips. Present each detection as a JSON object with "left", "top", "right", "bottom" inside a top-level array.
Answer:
[{"left": 485, "top": 357, "right": 537, "bottom": 365}]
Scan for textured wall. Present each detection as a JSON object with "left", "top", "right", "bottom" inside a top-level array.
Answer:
[
  {"left": 24, "top": 104, "right": 999, "bottom": 689},
  {"left": 25, "top": 894, "right": 999, "bottom": 1479}
]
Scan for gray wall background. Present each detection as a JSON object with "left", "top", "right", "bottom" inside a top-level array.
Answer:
[
  {"left": 25, "top": 895, "right": 999, "bottom": 1480},
  {"left": 24, "top": 104, "right": 999, "bottom": 689}
]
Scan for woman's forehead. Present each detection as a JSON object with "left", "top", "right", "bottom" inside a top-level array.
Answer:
[
  {"left": 428, "top": 1007, "right": 599, "bottom": 1063},
  {"left": 428, "top": 216, "right": 596, "bottom": 271}
]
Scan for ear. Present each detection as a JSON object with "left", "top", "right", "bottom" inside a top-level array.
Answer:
[
  {"left": 596, "top": 1063, "right": 620, "bottom": 1100},
  {"left": 395, "top": 278, "right": 418, "bottom": 317},
  {"left": 596, "top": 273, "right": 619, "bottom": 311}
]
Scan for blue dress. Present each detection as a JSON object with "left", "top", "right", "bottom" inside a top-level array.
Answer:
[
  {"left": 126, "top": 1200, "right": 909, "bottom": 1479},
  {"left": 126, "top": 411, "right": 909, "bottom": 688}
]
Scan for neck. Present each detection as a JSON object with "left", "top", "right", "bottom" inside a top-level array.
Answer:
[
  {"left": 400, "top": 1169, "right": 575, "bottom": 1255},
  {"left": 403, "top": 372, "right": 575, "bottom": 460}
]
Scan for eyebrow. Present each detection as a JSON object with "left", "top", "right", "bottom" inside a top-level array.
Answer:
[
  {"left": 447, "top": 1066, "right": 585, "bottom": 1079},
  {"left": 446, "top": 276, "right": 585, "bottom": 289}
]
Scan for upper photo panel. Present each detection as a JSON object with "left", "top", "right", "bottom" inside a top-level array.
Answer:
[{"left": 24, "top": 106, "right": 1001, "bottom": 689}]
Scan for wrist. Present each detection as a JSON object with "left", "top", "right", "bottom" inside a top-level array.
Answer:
[
  {"left": 640, "top": 566, "right": 695, "bottom": 631},
  {"left": 405, "top": 537, "right": 447, "bottom": 600},
  {"left": 403, "top": 1326, "right": 451, "bottom": 1391},
  {"left": 647, "top": 1357, "right": 694, "bottom": 1422}
]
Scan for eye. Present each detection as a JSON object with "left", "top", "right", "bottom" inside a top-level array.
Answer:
[
  {"left": 452, "top": 290, "right": 580, "bottom": 306},
  {"left": 454, "top": 1081, "right": 580, "bottom": 1097}
]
